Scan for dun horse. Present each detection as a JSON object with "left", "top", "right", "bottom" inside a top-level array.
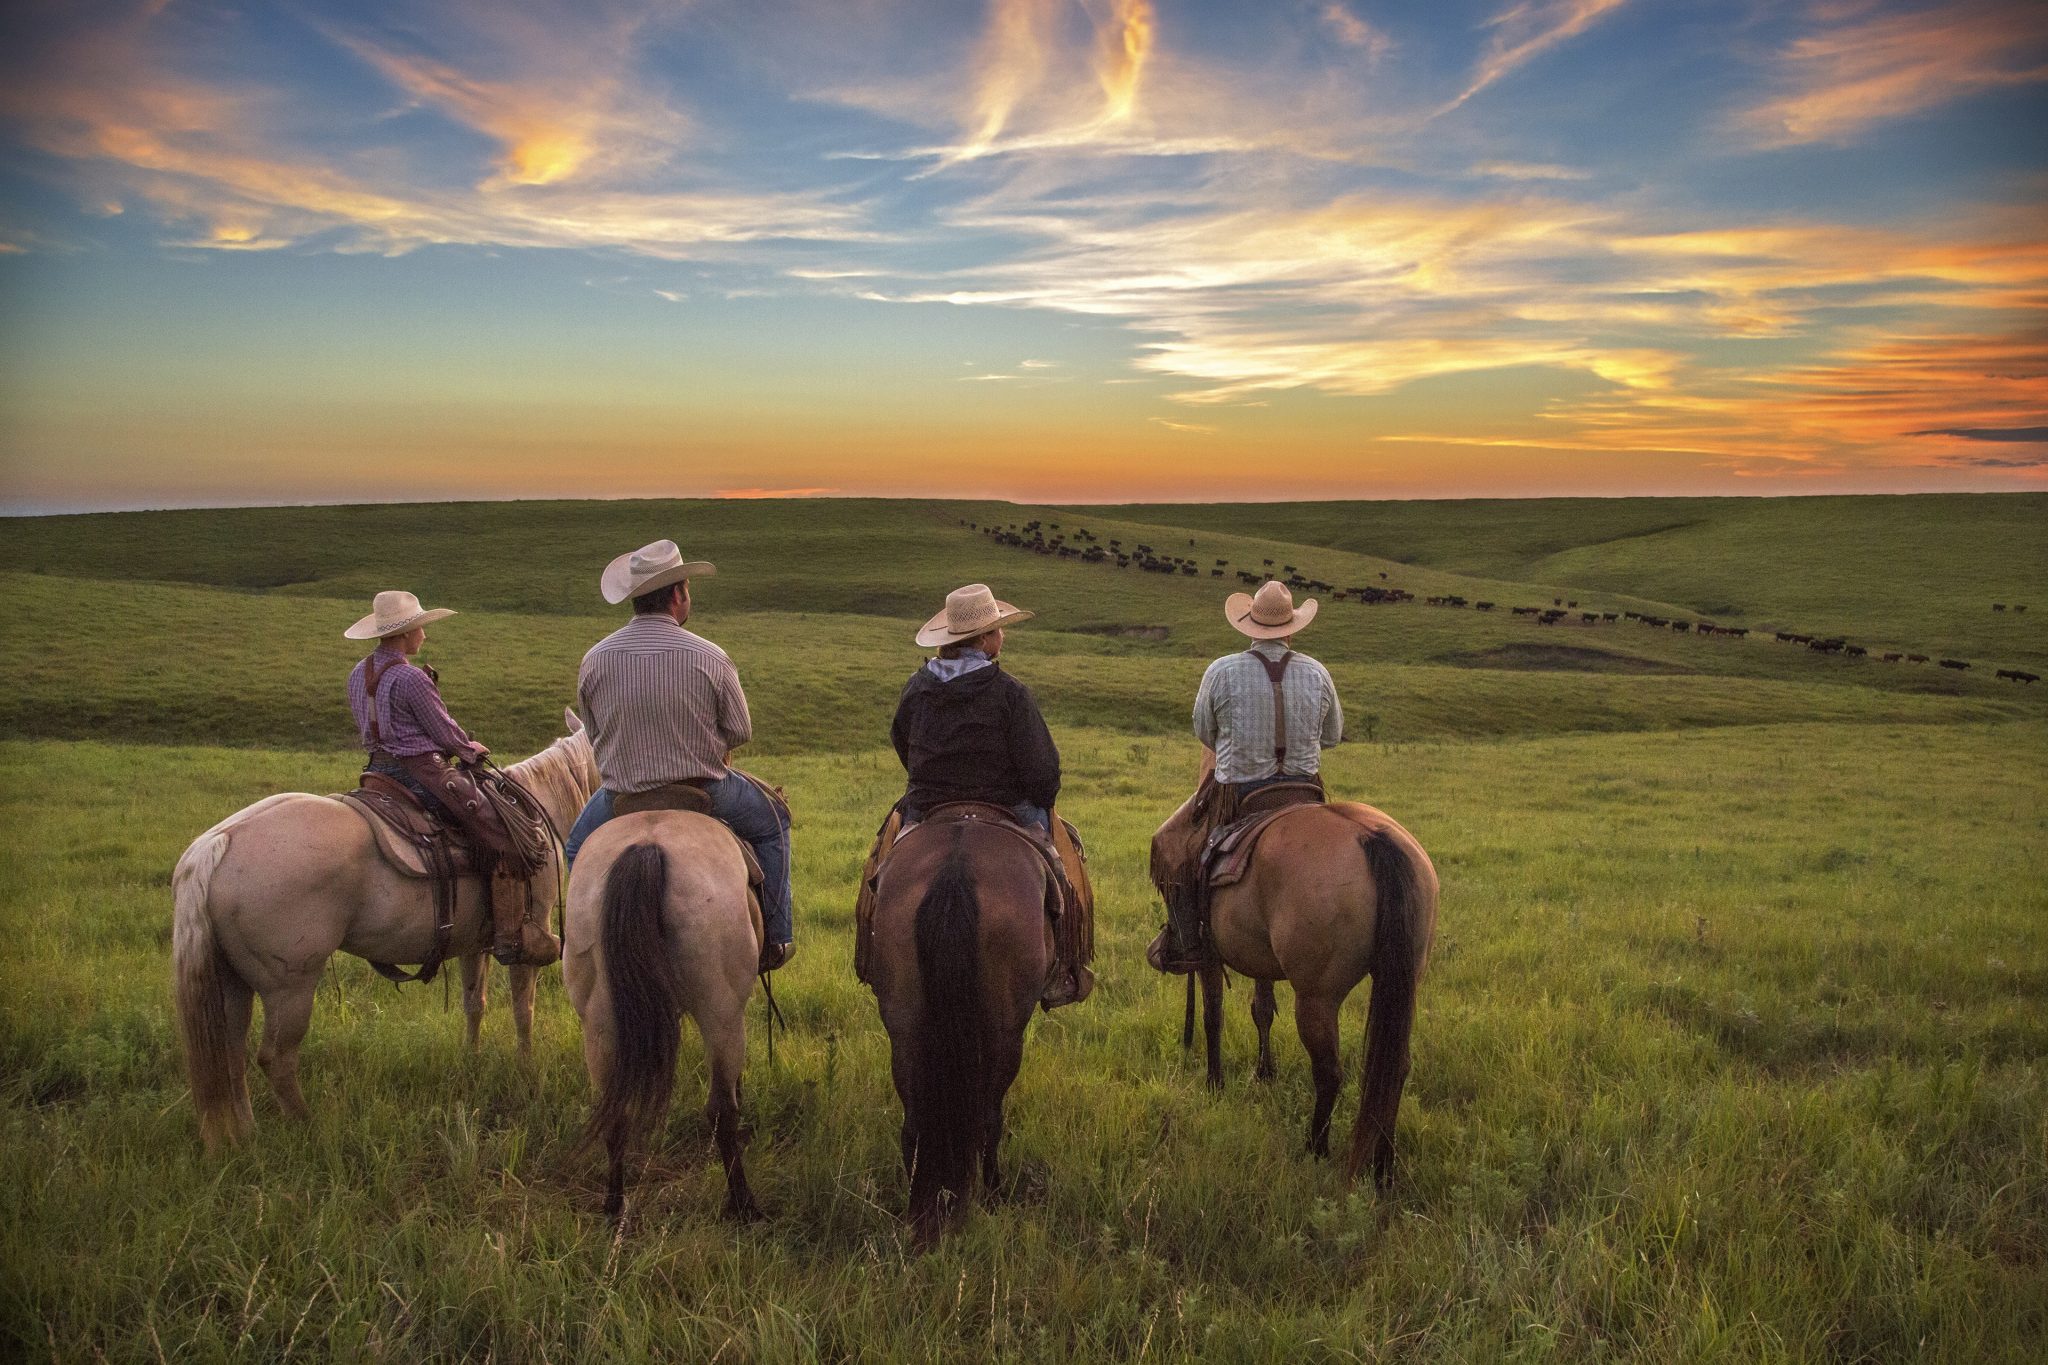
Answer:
[
  {"left": 1172, "top": 799, "right": 1437, "bottom": 1186},
  {"left": 567, "top": 811, "right": 763, "bottom": 1222},
  {"left": 869, "top": 815, "right": 1052, "bottom": 1245},
  {"left": 172, "top": 711, "right": 600, "bottom": 1152}
]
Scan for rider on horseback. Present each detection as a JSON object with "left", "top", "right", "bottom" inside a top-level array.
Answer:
[
  {"left": 345, "top": 590, "right": 560, "bottom": 967},
  {"left": 1148, "top": 580, "right": 1342, "bottom": 973},
  {"left": 855, "top": 583, "right": 1094, "bottom": 1009},
  {"left": 562, "top": 540, "right": 797, "bottom": 975}
]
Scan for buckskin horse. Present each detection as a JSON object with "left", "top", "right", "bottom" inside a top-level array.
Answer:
[
  {"left": 869, "top": 810, "right": 1053, "bottom": 1246},
  {"left": 1169, "top": 795, "right": 1437, "bottom": 1187},
  {"left": 566, "top": 809, "right": 763, "bottom": 1222},
  {"left": 171, "top": 711, "right": 601, "bottom": 1152}
]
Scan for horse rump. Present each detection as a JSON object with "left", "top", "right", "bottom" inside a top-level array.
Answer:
[
  {"left": 908, "top": 836, "right": 986, "bottom": 1222},
  {"left": 576, "top": 841, "right": 683, "bottom": 1218},
  {"left": 1349, "top": 828, "right": 1422, "bottom": 1188}
]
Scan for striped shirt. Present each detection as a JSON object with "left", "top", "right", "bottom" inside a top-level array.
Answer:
[
  {"left": 1193, "top": 641, "right": 1343, "bottom": 783},
  {"left": 577, "top": 614, "right": 753, "bottom": 793},
  {"left": 347, "top": 646, "right": 482, "bottom": 759}
]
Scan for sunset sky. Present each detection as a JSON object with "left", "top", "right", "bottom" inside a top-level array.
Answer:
[{"left": 2, "top": 0, "right": 2045, "bottom": 511}]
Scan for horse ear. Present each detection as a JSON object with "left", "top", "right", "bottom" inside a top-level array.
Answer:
[{"left": 565, "top": 707, "right": 584, "bottom": 734}]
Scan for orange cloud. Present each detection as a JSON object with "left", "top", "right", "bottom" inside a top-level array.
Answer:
[{"left": 1736, "top": 0, "right": 2048, "bottom": 148}]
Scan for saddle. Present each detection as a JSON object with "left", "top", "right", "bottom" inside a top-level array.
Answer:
[
  {"left": 336, "top": 765, "right": 555, "bottom": 985},
  {"left": 340, "top": 774, "right": 489, "bottom": 880},
  {"left": 605, "top": 781, "right": 769, "bottom": 897},
  {"left": 1202, "top": 782, "right": 1328, "bottom": 890}
]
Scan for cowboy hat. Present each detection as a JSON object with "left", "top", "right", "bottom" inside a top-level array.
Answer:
[
  {"left": 344, "top": 590, "right": 456, "bottom": 641},
  {"left": 916, "top": 583, "right": 1034, "bottom": 647},
  {"left": 1225, "top": 580, "right": 1318, "bottom": 640},
  {"left": 601, "top": 539, "right": 716, "bottom": 605}
]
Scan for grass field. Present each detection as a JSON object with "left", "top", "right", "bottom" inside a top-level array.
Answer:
[{"left": 2, "top": 495, "right": 2044, "bottom": 1362}]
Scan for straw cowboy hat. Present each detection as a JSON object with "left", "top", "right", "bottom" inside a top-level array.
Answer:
[
  {"left": 601, "top": 538, "right": 717, "bottom": 605},
  {"left": 916, "top": 583, "right": 1034, "bottom": 648},
  {"left": 1225, "top": 580, "right": 1318, "bottom": 640},
  {"left": 344, "top": 590, "right": 456, "bottom": 641}
]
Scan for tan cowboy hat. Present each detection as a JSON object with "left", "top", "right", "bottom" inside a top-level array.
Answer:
[
  {"left": 601, "top": 538, "right": 716, "bottom": 605},
  {"left": 344, "top": 590, "right": 456, "bottom": 641},
  {"left": 916, "top": 583, "right": 1034, "bottom": 647},
  {"left": 1225, "top": 580, "right": 1318, "bottom": 640}
]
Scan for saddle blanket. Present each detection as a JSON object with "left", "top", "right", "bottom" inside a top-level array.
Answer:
[{"left": 337, "top": 779, "right": 482, "bottom": 880}]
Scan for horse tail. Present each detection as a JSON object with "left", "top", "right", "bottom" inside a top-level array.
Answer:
[
  {"left": 1349, "top": 827, "right": 1421, "bottom": 1187},
  {"left": 577, "top": 843, "right": 682, "bottom": 1219},
  {"left": 172, "top": 830, "right": 243, "bottom": 1151},
  {"left": 911, "top": 831, "right": 985, "bottom": 1209}
]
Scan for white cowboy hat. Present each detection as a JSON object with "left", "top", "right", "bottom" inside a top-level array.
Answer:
[
  {"left": 916, "top": 583, "right": 1034, "bottom": 647},
  {"left": 601, "top": 538, "right": 716, "bottom": 605},
  {"left": 344, "top": 590, "right": 456, "bottom": 641},
  {"left": 1225, "top": 580, "right": 1318, "bottom": 640}
]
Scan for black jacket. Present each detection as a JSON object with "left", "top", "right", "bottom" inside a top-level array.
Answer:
[{"left": 891, "top": 661, "right": 1061, "bottom": 815}]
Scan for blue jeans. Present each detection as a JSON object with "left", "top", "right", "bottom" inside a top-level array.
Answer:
[
  {"left": 565, "top": 774, "right": 794, "bottom": 945},
  {"left": 1011, "top": 803, "right": 1051, "bottom": 835}
]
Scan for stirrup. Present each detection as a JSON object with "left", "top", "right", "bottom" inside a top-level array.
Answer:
[{"left": 1145, "top": 928, "right": 1204, "bottom": 975}]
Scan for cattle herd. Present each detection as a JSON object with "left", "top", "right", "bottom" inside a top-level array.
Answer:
[{"left": 962, "top": 519, "right": 2041, "bottom": 685}]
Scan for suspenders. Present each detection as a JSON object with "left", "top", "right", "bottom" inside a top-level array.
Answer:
[{"left": 1250, "top": 648, "right": 1295, "bottom": 770}]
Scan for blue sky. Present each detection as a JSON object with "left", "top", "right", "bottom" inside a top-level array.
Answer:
[{"left": 2, "top": 0, "right": 2044, "bottom": 510}]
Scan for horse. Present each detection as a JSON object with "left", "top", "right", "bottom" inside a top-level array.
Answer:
[
  {"left": 868, "top": 814, "right": 1052, "bottom": 1246},
  {"left": 565, "top": 811, "right": 763, "bottom": 1222},
  {"left": 1167, "top": 796, "right": 1437, "bottom": 1187},
  {"left": 171, "top": 710, "right": 600, "bottom": 1152}
]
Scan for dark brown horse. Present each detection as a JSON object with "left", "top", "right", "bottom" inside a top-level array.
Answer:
[
  {"left": 1169, "top": 799, "right": 1437, "bottom": 1186},
  {"left": 868, "top": 813, "right": 1052, "bottom": 1245}
]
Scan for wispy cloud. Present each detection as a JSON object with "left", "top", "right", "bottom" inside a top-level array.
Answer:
[
  {"left": 1317, "top": 3, "right": 1393, "bottom": 60},
  {"left": 1735, "top": 0, "right": 2048, "bottom": 148},
  {"left": 1150, "top": 416, "right": 1217, "bottom": 434},
  {"left": 1442, "top": 0, "right": 1633, "bottom": 115}
]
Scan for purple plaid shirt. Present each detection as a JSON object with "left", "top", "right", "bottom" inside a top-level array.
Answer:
[{"left": 347, "top": 646, "right": 482, "bottom": 759}]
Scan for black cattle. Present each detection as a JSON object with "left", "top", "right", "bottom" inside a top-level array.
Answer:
[
  {"left": 1581, "top": 612, "right": 1598, "bottom": 623},
  {"left": 1906, "top": 653, "right": 1928, "bottom": 663},
  {"left": 1939, "top": 659, "right": 1971, "bottom": 670},
  {"left": 1603, "top": 612, "right": 1619, "bottom": 623},
  {"left": 1553, "top": 597, "right": 1563, "bottom": 607},
  {"left": 1996, "top": 669, "right": 2039, "bottom": 683},
  {"left": 2016, "top": 605, "right": 2029, "bottom": 613},
  {"left": 1263, "top": 558, "right": 1274, "bottom": 566},
  {"left": 1880, "top": 652, "right": 1901, "bottom": 662},
  {"left": 1475, "top": 601, "right": 1495, "bottom": 611},
  {"left": 1845, "top": 645, "right": 1866, "bottom": 657},
  {"left": 1379, "top": 572, "right": 1388, "bottom": 580},
  {"left": 1993, "top": 603, "right": 2006, "bottom": 611},
  {"left": 1211, "top": 569, "right": 1223, "bottom": 577}
]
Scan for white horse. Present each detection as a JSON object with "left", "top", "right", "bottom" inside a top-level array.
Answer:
[
  {"left": 172, "top": 710, "right": 600, "bottom": 1151},
  {"left": 566, "top": 811, "right": 763, "bottom": 1221}
]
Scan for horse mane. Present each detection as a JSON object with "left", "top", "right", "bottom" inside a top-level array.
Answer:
[{"left": 507, "top": 730, "right": 599, "bottom": 826}]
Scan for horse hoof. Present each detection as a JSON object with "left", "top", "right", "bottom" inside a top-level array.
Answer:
[{"left": 723, "top": 1196, "right": 766, "bottom": 1223}]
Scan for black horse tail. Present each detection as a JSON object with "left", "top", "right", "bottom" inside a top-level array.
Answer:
[
  {"left": 1350, "top": 827, "right": 1421, "bottom": 1188},
  {"left": 577, "top": 843, "right": 682, "bottom": 1219},
  {"left": 911, "top": 832, "right": 985, "bottom": 1212}
]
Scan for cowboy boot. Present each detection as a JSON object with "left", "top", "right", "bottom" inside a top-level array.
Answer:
[{"left": 491, "top": 870, "right": 559, "bottom": 967}]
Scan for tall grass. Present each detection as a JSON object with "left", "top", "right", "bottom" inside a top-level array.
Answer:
[{"left": 1, "top": 495, "right": 2043, "bottom": 1361}]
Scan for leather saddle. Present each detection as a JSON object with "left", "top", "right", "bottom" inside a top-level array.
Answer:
[
  {"left": 916, "top": 801, "right": 1070, "bottom": 919},
  {"left": 605, "top": 781, "right": 768, "bottom": 898},
  {"left": 1202, "top": 782, "right": 1328, "bottom": 890},
  {"left": 339, "top": 773, "right": 485, "bottom": 880}
]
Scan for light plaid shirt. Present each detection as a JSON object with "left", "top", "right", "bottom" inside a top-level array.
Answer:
[
  {"left": 577, "top": 614, "right": 753, "bottom": 793},
  {"left": 1193, "top": 641, "right": 1343, "bottom": 783}
]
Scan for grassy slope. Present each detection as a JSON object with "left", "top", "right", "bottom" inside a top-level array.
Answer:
[
  {"left": 1088, "top": 495, "right": 2048, "bottom": 668},
  {"left": 3, "top": 723, "right": 2044, "bottom": 1362},
  {"left": 2, "top": 495, "right": 2045, "bottom": 1362}
]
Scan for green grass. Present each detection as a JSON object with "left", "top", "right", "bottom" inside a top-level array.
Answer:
[{"left": 2, "top": 495, "right": 2045, "bottom": 1362}]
